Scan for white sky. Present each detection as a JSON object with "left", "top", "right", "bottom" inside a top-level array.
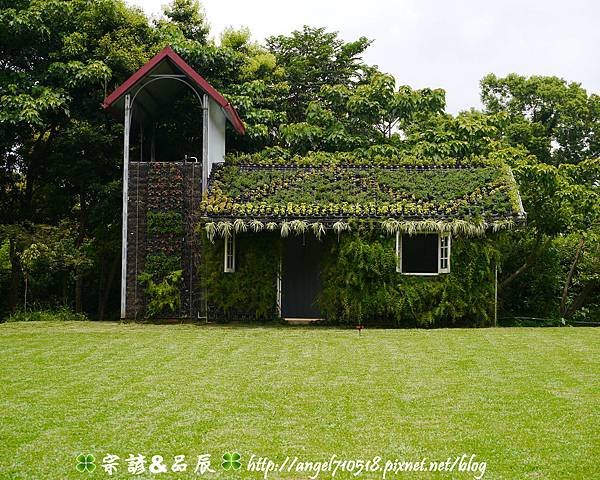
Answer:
[{"left": 127, "top": 0, "right": 600, "bottom": 113}]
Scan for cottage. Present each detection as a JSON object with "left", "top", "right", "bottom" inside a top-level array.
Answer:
[{"left": 104, "top": 47, "right": 525, "bottom": 325}]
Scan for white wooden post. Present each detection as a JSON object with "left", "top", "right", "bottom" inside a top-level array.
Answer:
[
  {"left": 120, "top": 94, "right": 131, "bottom": 319},
  {"left": 202, "top": 93, "right": 209, "bottom": 194}
]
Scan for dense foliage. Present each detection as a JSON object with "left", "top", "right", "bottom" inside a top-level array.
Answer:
[
  {"left": 320, "top": 232, "right": 499, "bottom": 326},
  {"left": 201, "top": 163, "right": 521, "bottom": 221},
  {"left": 199, "top": 233, "right": 280, "bottom": 320},
  {"left": 199, "top": 231, "right": 499, "bottom": 327},
  {"left": 1, "top": 0, "right": 598, "bottom": 322}
]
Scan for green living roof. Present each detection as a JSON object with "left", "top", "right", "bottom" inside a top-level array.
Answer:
[{"left": 200, "top": 161, "right": 526, "bottom": 238}]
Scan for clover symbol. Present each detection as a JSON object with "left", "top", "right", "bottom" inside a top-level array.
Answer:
[
  {"left": 76, "top": 454, "right": 96, "bottom": 473},
  {"left": 221, "top": 452, "right": 242, "bottom": 470}
]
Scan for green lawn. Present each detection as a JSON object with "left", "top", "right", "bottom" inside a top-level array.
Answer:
[{"left": 0, "top": 322, "right": 598, "bottom": 479}]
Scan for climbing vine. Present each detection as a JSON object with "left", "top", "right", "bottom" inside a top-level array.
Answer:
[
  {"left": 319, "top": 231, "right": 500, "bottom": 326},
  {"left": 199, "top": 232, "right": 281, "bottom": 321}
]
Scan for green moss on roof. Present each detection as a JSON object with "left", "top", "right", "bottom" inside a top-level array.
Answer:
[
  {"left": 200, "top": 163, "right": 525, "bottom": 227},
  {"left": 225, "top": 148, "right": 494, "bottom": 167}
]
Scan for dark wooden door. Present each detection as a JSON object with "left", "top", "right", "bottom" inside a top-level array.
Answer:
[{"left": 281, "top": 236, "right": 325, "bottom": 318}]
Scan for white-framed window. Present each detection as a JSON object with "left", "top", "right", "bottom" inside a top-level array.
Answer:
[
  {"left": 439, "top": 233, "right": 451, "bottom": 273},
  {"left": 224, "top": 233, "right": 235, "bottom": 273},
  {"left": 396, "top": 232, "right": 451, "bottom": 275}
]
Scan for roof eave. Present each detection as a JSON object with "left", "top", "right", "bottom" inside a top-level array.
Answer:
[{"left": 101, "top": 46, "right": 245, "bottom": 135}]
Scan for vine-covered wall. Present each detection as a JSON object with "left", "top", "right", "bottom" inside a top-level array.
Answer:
[
  {"left": 199, "top": 230, "right": 500, "bottom": 326},
  {"left": 199, "top": 232, "right": 281, "bottom": 321},
  {"left": 126, "top": 162, "right": 201, "bottom": 319},
  {"left": 320, "top": 231, "right": 500, "bottom": 326}
]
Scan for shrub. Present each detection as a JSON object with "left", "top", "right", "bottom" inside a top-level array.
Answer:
[{"left": 5, "top": 307, "right": 88, "bottom": 323}]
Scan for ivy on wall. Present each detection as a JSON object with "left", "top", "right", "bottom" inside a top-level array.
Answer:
[
  {"left": 319, "top": 231, "right": 500, "bottom": 326},
  {"left": 199, "top": 227, "right": 501, "bottom": 326},
  {"left": 199, "top": 232, "right": 281, "bottom": 321}
]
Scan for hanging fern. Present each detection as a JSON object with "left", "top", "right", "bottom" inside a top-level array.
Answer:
[
  {"left": 205, "top": 222, "right": 217, "bottom": 243},
  {"left": 311, "top": 222, "right": 326, "bottom": 240},
  {"left": 290, "top": 219, "right": 308, "bottom": 235},
  {"left": 217, "top": 221, "right": 233, "bottom": 238},
  {"left": 250, "top": 219, "right": 264, "bottom": 232},
  {"left": 233, "top": 218, "right": 247, "bottom": 233}
]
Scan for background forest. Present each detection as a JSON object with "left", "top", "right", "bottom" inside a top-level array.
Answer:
[{"left": 0, "top": 0, "right": 598, "bottom": 323}]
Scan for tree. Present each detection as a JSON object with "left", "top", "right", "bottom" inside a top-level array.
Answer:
[
  {"left": 481, "top": 73, "right": 600, "bottom": 165},
  {"left": 161, "top": 0, "right": 209, "bottom": 44},
  {"left": 279, "top": 72, "right": 445, "bottom": 154},
  {"left": 481, "top": 74, "right": 600, "bottom": 318},
  {"left": 267, "top": 26, "right": 372, "bottom": 123},
  {"left": 0, "top": 0, "right": 156, "bottom": 314}
]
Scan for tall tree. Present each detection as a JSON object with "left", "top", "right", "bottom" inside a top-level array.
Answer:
[
  {"left": 481, "top": 73, "right": 600, "bottom": 165},
  {"left": 481, "top": 74, "right": 600, "bottom": 318},
  {"left": 159, "top": 0, "right": 209, "bottom": 44},
  {"left": 267, "top": 26, "right": 372, "bottom": 123},
  {"left": 0, "top": 0, "right": 156, "bottom": 313}
]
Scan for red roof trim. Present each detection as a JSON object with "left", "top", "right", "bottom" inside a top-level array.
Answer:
[{"left": 102, "top": 46, "right": 245, "bottom": 135}]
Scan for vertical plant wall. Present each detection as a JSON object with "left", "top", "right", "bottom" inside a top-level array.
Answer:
[
  {"left": 319, "top": 231, "right": 500, "bottom": 326},
  {"left": 126, "top": 162, "right": 201, "bottom": 319}
]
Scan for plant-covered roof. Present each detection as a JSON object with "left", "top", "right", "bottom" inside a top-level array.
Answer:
[{"left": 199, "top": 155, "right": 526, "bottom": 239}]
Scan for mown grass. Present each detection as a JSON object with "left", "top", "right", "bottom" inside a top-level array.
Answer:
[{"left": 0, "top": 322, "right": 598, "bottom": 479}]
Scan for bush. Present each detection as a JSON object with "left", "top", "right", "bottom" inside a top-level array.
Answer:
[{"left": 4, "top": 307, "right": 88, "bottom": 323}]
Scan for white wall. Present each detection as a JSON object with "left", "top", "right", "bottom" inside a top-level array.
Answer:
[{"left": 207, "top": 97, "right": 226, "bottom": 177}]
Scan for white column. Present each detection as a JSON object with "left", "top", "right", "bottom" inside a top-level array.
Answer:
[
  {"left": 120, "top": 94, "right": 131, "bottom": 319},
  {"left": 202, "top": 93, "right": 209, "bottom": 194}
]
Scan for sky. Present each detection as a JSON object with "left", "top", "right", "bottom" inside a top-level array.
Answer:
[{"left": 127, "top": 0, "right": 600, "bottom": 113}]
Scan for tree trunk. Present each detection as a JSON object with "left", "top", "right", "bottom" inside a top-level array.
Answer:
[
  {"left": 22, "top": 128, "right": 55, "bottom": 217},
  {"left": 75, "top": 273, "right": 83, "bottom": 313},
  {"left": 97, "top": 258, "right": 107, "bottom": 319},
  {"left": 98, "top": 255, "right": 119, "bottom": 320},
  {"left": 8, "top": 238, "right": 21, "bottom": 312},
  {"left": 62, "top": 270, "right": 69, "bottom": 306},
  {"left": 499, "top": 236, "right": 551, "bottom": 290},
  {"left": 564, "top": 281, "right": 599, "bottom": 319},
  {"left": 560, "top": 235, "right": 585, "bottom": 317}
]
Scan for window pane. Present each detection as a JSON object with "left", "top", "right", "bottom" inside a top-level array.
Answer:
[{"left": 401, "top": 234, "right": 438, "bottom": 274}]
